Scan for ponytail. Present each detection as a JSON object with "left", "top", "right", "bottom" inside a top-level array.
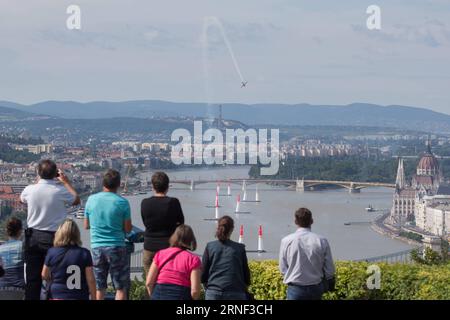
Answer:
[{"left": 216, "top": 216, "right": 234, "bottom": 242}]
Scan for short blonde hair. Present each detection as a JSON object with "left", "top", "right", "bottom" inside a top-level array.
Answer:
[{"left": 54, "top": 219, "right": 82, "bottom": 247}]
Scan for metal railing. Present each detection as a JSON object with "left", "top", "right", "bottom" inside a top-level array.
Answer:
[
  {"left": 129, "top": 246, "right": 423, "bottom": 274},
  {"left": 130, "top": 249, "right": 144, "bottom": 274},
  {"left": 353, "top": 247, "right": 422, "bottom": 264}
]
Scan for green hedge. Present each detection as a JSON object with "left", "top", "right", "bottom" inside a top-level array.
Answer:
[{"left": 130, "top": 260, "right": 450, "bottom": 300}]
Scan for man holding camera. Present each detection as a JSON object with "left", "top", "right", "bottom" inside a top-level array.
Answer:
[{"left": 20, "top": 159, "right": 80, "bottom": 300}]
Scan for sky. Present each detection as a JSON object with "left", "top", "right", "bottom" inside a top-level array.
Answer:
[{"left": 0, "top": 0, "right": 450, "bottom": 114}]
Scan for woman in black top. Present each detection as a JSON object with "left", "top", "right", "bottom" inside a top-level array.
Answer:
[
  {"left": 141, "top": 171, "right": 184, "bottom": 274},
  {"left": 201, "top": 216, "right": 251, "bottom": 300}
]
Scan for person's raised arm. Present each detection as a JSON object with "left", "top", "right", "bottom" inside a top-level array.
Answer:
[
  {"left": 19, "top": 187, "right": 28, "bottom": 205},
  {"left": 190, "top": 268, "right": 202, "bottom": 300},
  {"left": 57, "top": 170, "right": 80, "bottom": 206}
]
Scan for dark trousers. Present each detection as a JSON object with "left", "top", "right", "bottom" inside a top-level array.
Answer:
[
  {"left": 151, "top": 284, "right": 192, "bottom": 300},
  {"left": 23, "top": 229, "right": 55, "bottom": 300},
  {"left": 205, "top": 289, "right": 248, "bottom": 300},
  {"left": 142, "top": 249, "right": 157, "bottom": 276},
  {"left": 287, "top": 283, "right": 324, "bottom": 300}
]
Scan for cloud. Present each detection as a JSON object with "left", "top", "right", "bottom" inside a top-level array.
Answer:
[
  {"left": 37, "top": 24, "right": 185, "bottom": 51},
  {"left": 201, "top": 19, "right": 281, "bottom": 47},
  {"left": 352, "top": 20, "right": 450, "bottom": 47}
]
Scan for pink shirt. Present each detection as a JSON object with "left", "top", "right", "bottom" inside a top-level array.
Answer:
[{"left": 154, "top": 247, "right": 202, "bottom": 288}]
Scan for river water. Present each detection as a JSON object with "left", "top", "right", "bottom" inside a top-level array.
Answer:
[{"left": 78, "top": 166, "right": 412, "bottom": 261}]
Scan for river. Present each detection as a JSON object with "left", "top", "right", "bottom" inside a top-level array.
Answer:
[{"left": 78, "top": 166, "right": 412, "bottom": 261}]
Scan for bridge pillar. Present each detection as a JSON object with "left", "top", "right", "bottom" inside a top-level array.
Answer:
[
  {"left": 348, "top": 183, "right": 360, "bottom": 193},
  {"left": 296, "top": 179, "right": 304, "bottom": 192},
  {"left": 190, "top": 179, "right": 195, "bottom": 191}
]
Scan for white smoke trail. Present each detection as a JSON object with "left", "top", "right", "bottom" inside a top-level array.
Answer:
[
  {"left": 201, "top": 16, "right": 246, "bottom": 124},
  {"left": 204, "top": 16, "right": 246, "bottom": 83}
]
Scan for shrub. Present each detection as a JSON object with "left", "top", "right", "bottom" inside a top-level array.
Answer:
[
  {"left": 129, "top": 260, "right": 450, "bottom": 300},
  {"left": 247, "top": 260, "right": 287, "bottom": 300},
  {"left": 129, "top": 278, "right": 148, "bottom": 301}
]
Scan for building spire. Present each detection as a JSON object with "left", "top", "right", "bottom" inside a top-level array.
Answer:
[
  {"left": 395, "top": 157, "right": 406, "bottom": 189},
  {"left": 426, "top": 137, "right": 432, "bottom": 154}
]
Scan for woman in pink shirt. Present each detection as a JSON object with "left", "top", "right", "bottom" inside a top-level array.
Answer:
[{"left": 145, "top": 224, "right": 201, "bottom": 300}]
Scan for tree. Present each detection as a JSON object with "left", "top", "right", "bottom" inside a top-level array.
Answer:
[{"left": 411, "top": 246, "right": 448, "bottom": 265}]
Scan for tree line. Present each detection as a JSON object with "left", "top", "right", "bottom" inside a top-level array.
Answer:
[{"left": 248, "top": 156, "right": 448, "bottom": 183}]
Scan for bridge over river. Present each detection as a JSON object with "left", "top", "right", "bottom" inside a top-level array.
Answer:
[{"left": 169, "top": 178, "right": 396, "bottom": 193}]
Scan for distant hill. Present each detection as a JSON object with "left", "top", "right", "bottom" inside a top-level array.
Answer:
[
  {"left": 0, "top": 105, "right": 39, "bottom": 120},
  {"left": 3, "top": 100, "right": 450, "bottom": 132},
  {"left": 11, "top": 117, "right": 248, "bottom": 137}
]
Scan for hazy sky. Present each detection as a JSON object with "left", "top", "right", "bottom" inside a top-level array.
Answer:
[{"left": 0, "top": 0, "right": 450, "bottom": 114}]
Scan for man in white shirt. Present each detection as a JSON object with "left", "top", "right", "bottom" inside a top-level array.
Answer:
[
  {"left": 20, "top": 159, "right": 80, "bottom": 300},
  {"left": 279, "top": 208, "right": 335, "bottom": 300}
]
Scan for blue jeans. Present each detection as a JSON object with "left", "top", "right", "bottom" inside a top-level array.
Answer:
[
  {"left": 151, "top": 284, "right": 192, "bottom": 300},
  {"left": 287, "top": 283, "right": 324, "bottom": 300},
  {"left": 205, "top": 289, "right": 248, "bottom": 300}
]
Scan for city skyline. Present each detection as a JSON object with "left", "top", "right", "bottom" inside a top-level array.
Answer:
[{"left": 0, "top": 0, "right": 449, "bottom": 114}]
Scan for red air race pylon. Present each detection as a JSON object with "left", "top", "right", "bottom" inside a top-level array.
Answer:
[
  {"left": 215, "top": 192, "right": 220, "bottom": 219},
  {"left": 238, "top": 225, "right": 244, "bottom": 244},
  {"left": 257, "top": 225, "right": 265, "bottom": 253}
]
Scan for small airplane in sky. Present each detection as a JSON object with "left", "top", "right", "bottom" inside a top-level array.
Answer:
[{"left": 240, "top": 81, "right": 248, "bottom": 88}]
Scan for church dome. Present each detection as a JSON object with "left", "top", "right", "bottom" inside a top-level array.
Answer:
[{"left": 417, "top": 144, "right": 439, "bottom": 176}]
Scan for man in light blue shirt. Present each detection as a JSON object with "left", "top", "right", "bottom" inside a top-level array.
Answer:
[
  {"left": 279, "top": 208, "right": 335, "bottom": 300},
  {"left": 84, "top": 169, "right": 132, "bottom": 300}
]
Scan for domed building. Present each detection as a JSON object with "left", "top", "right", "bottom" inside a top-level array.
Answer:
[
  {"left": 390, "top": 142, "right": 442, "bottom": 227},
  {"left": 412, "top": 143, "right": 441, "bottom": 190}
]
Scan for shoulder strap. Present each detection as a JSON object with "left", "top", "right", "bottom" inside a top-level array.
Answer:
[{"left": 159, "top": 248, "right": 184, "bottom": 271}]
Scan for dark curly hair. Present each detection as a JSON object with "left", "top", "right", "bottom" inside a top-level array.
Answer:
[{"left": 6, "top": 217, "right": 23, "bottom": 238}]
